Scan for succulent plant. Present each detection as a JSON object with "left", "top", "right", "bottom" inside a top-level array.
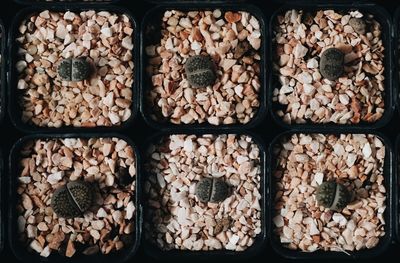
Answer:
[
  {"left": 58, "top": 58, "right": 91, "bottom": 82},
  {"left": 319, "top": 48, "right": 344, "bottom": 81},
  {"left": 184, "top": 55, "right": 216, "bottom": 88},
  {"left": 51, "top": 181, "right": 93, "bottom": 218},
  {"left": 195, "top": 177, "right": 229, "bottom": 203},
  {"left": 349, "top": 17, "right": 366, "bottom": 35},
  {"left": 315, "top": 181, "right": 351, "bottom": 211}
]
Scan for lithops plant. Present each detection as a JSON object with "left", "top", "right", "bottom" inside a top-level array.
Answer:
[
  {"left": 184, "top": 55, "right": 216, "bottom": 88},
  {"left": 315, "top": 181, "right": 351, "bottom": 211},
  {"left": 349, "top": 17, "right": 367, "bottom": 35},
  {"left": 58, "top": 58, "right": 91, "bottom": 81},
  {"left": 319, "top": 48, "right": 344, "bottom": 81},
  {"left": 51, "top": 181, "right": 93, "bottom": 218},
  {"left": 195, "top": 177, "right": 229, "bottom": 203}
]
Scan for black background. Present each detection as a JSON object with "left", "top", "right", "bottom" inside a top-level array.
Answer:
[{"left": 0, "top": 0, "right": 399, "bottom": 262}]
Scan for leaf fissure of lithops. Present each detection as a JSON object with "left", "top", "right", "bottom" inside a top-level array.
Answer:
[
  {"left": 329, "top": 182, "right": 340, "bottom": 210},
  {"left": 209, "top": 177, "right": 216, "bottom": 202},
  {"left": 191, "top": 69, "right": 214, "bottom": 75}
]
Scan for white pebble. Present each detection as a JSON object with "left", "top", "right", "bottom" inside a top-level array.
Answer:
[
  {"left": 122, "top": 36, "right": 134, "bottom": 50},
  {"left": 91, "top": 220, "right": 105, "bottom": 230},
  {"left": 17, "top": 79, "right": 28, "bottom": 90},
  {"left": 294, "top": 43, "right": 308, "bottom": 59},
  {"left": 306, "top": 58, "right": 318, "bottom": 69},
  {"left": 63, "top": 11, "right": 75, "bottom": 21},
  {"left": 96, "top": 208, "right": 107, "bottom": 218},
  {"left": 101, "top": 27, "right": 113, "bottom": 37},
  {"left": 303, "top": 84, "right": 315, "bottom": 95},
  {"left": 125, "top": 201, "right": 135, "bottom": 220},
  {"left": 37, "top": 222, "right": 48, "bottom": 231},
  {"left": 362, "top": 143, "right": 372, "bottom": 158},
  {"left": 30, "top": 240, "right": 43, "bottom": 253},
  {"left": 297, "top": 72, "right": 312, "bottom": 84},
  {"left": 47, "top": 171, "right": 64, "bottom": 184},
  {"left": 105, "top": 174, "right": 114, "bottom": 186},
  {"left": 314, "top": 172, "right": 324, "bottom": 185},
  {"left": 229, "top": 234, "right": 240, "bottom": 246},
  {"left": 109, "top": 112, "right": 121, "bottom": 125}
]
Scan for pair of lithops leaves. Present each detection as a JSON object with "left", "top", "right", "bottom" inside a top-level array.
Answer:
[
  {"left": 51, "top": 181, "right": 93, "bottom": 218},
  {"left": 195, "top": 177, "right": 230, "bottom": 203},
  {"left": 319, "top": 18, "right": 366, "bottom": 81},
  {"left": 184, "top": 55, "right": 217, "bottom": 88},
  {"left": 315, "top": 181, "right": 351, "bottom": 211},
  {"left": 57, "top": 58, "right": 91, "bottom": 82},
  {"left": 51, "top": 167, "right": 132, "bottom": 218}
]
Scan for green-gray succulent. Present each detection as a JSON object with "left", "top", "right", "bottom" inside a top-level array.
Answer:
[
  {"left": 184, "top": 55, "right": 216, "bottom": 88},
  {"left": 315, "top": 181, "right": 351, "bottom": 211},
  {"left": 195, "top": 177, "right": 229, "bottom": 203},
  {"left": 51, "top": 181, "right": 93, "bottom": 218}
]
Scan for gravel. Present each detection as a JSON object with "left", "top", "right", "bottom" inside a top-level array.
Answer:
[
  {"left": 144, "top": 134, "right": 262, "bottom": 251},
  {"left": 0, "top": 25, "right": 2, "bottom": 117}
]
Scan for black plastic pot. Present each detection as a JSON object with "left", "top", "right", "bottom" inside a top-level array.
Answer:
[
  {"left": 394, "top": 6, "right": 400, "bottom": 122},
  {"left": 8, "top": 5, "right": 139, "bottom": 133},
  {"left": 0, "top": 149, "right": 4, "bottom": 254},
  {"left": 144, "top": 0, "right": 246, "bottom": 3},
  {"left": 8, "top": 133, "right": 142, "bottom": 263},
  {"left": 0, "top": 17, "right": 6, "bottom": 125},
  {"left": 394, "top": 134, "right": 400, "bottom": 244},
  {"left": 14, "top": 0, "right": 120, "bottom": 5},
  {"left": 268, "top": 3, "right": 394, "bottom": 130},
  {"left": 268, "top": 130, "right": 394, "bottom": 259},
  {"left": 141, "top": 129, "right": 267, "bottom": 260},
  {"left": 140, "top": 3, "right": 267, "bottom": 131},
  {"left": 271, "top": 0, "right": 366, "bottom": 3}
]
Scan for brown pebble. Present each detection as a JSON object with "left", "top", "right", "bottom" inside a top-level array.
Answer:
[{"left": 224, "top": 12, "right": 241, "bottom": 23}]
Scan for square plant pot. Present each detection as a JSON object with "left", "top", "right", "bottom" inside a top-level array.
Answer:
[
  {"left": 268, "top": 3, "right": 394, "bottom": 130},
  {"left": 14, "top": 0, "right": 120, "bottom": 5},
  {"left": 269, "top": 130, "right": 394, "bottom": 259},
  {"left": 140, "top": 3, "right": 267, "bottom": 130},
  {"left": 393, "top": 6, "right": 400, "bottom": 122},
  {"left": 0, "top": 18, "right": 6, "bottom": 125},
  {"left": 141, "top": 130, "right": 267, "bottom": 260},
  {"left": 8, "top": 133, "right": 141, "bottom": 263},
  {"left": 8, "top": 5, "right": 139, "bottom": 133},
  {"left": 394, "top": 134, "right": 400, "bottom": 244},
  {"left": 0, "top": 149, "right": 4, "bottom": 254}
]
